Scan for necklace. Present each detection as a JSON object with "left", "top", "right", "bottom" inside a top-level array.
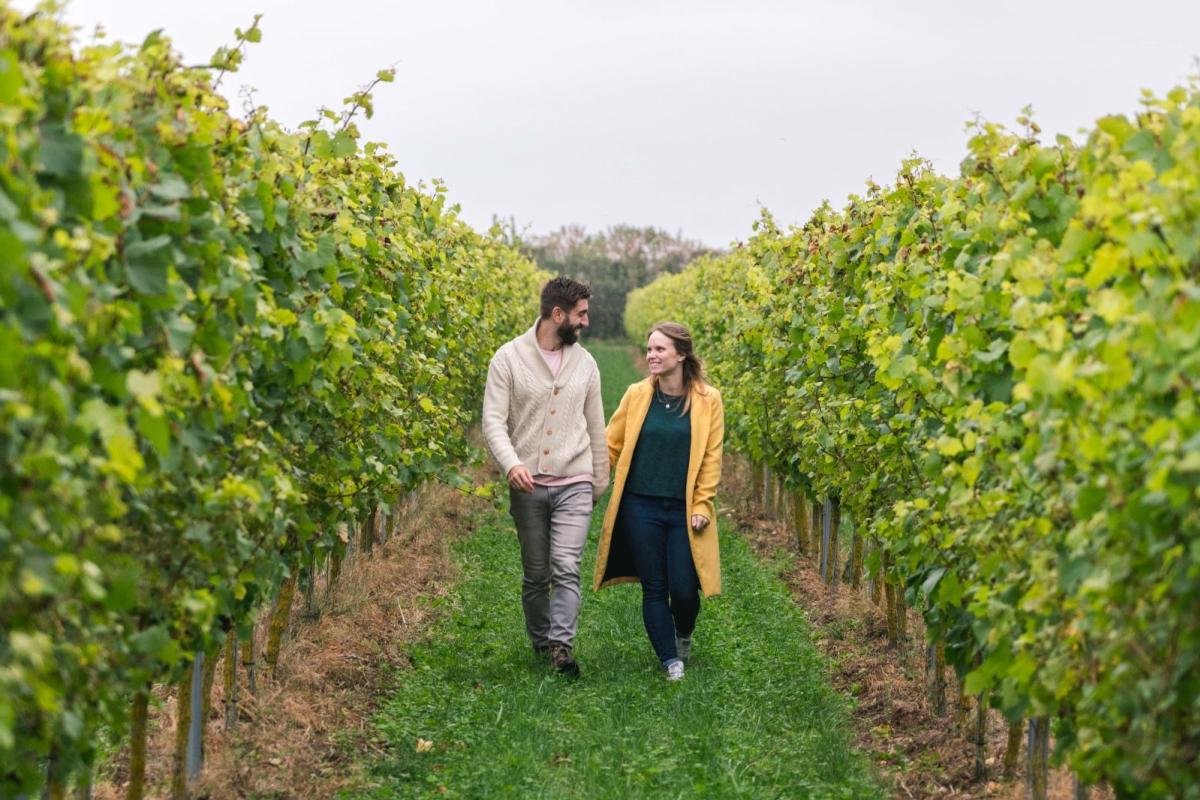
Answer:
[{"left": 656, "top": 385, "right": 683, "bottom": 411}]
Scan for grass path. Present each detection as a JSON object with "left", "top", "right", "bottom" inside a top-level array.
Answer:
[{"left": 350, "top": 342, "right": 881, "bottom": 799}]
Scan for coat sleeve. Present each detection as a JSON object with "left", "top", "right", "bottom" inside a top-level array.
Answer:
[
  {"left": 691, "top": 388, "right": 724, "bottom": 522},
  {"left": 481, "top": 351, "right": 521, "bottom": 477},
  {"left": 605, "top": 385, "right": 635, "bottom": 469},
  {"left": 585, "top": 364, "right": 610, "bottom": 493}
]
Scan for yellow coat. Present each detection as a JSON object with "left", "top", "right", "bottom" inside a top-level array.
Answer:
[{"left": 593, "top": 379, "right": 725, "bottom": 596}]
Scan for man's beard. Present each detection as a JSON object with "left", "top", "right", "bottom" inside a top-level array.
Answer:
[{"left": 558, "top": 319, "right": 582, "bottom": 345}]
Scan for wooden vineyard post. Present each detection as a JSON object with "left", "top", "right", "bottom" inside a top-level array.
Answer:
[
  {"left": 849, "top": 520, "right": 863, "bottom": 590},
  {"left": 772, "top": 474, "right": 786, "bottom": 520},
  {"left": 172, "top": 662, "right": 193, "bottom": 799},
  {"left": 372, "top": 503, "right": 384, "bottom": 547},
  {"left": 266, "top": 574, "right": 297, "bottom": 677},
  {"left": 790, "top": 491, "right": 810, "bottom": 557},
  {"left": 127, "top": 689, "right": 150, "bottom": 800},
  {"left": 1003, "top": 718, "right": 1022, "bottom": 781},
  {"left": 974, "top": 692, "right": 987, "bottom": 781},
  {"left": 240, "top": 621, "right": 257, "bottom": 697},
  {"left": 1027, "top": 717, "right": 1050, "bottom": 800},
  {"left": 763, "top": 465, "right": 774, "bottom": 519},
  {"left": 223, "top": 636, "right": 239, "bottom": 730},
  {"left": 750, "top": 463, "right": 765, "bottom": 515},
  {"left": 827, "top": 496, "right": 841, "bottom": 591},
  {"left": 818, "top": 498, "right": 831, "bottom": 583},
  {"left": 359, "top": 507, "right": 378, "bottom": 556},
  {"left": 954, "top": 667, "right": 973, "bottom": 736},
  {"left": 870, "top": 541, "right": 884, "bottom": 607},
  {"left": 931, "top": 642, "right": 947, "bottom": 715},
  {"left": 329, "top": 522, "right": 348, "bottom": 591},
  {"left": 1073, "top": 775, "right": 1090, "bottom": 799},
  {"left": 883, "top": 551, "right": 898, "bottom": 646},
  {"left": 200, "top": 646, "right": 218, "bottom": 728},
  {"left": 302, "top": 547, "right": 317, "bottom": 620}
]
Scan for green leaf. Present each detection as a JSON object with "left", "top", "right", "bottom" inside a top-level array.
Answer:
[
  {"left": 124, "top": 235, "right": 173, "bottom": 295},
  {"left": 149, "top": 173, "right": 190, "bottom": 201},
  {"left": 127, "top": 369, "right": 163, "bottom": 414},
  {"left": 1008, "top": 335, "right": 1037, "bottom": 369},
  {"left": 1073, "top": 484, "right": 1105, "bottom": 520},
  {"left": 962, "top": 667, "right": 990, "bottom": 696},
  {"left": 921, "top": 567, "right": 946, "bottom": 597},
  {"left": 0, "top": 49, "right": 22, "bottom": 105},
  {"left": 77, "top": 399, "right": 127, "bottom": 442},
  {"left": 38, "top": 123, "right": 84, "bottom": 178},
  {"left": 91, "top": 179, "right": 121, "bottom": 221},
  {"left": 938, "top": 572, "right": 963, "bottom": 605},
  {"left": 136, "top": 407, "right": 170, "bottom": 458},
  {"left": 1009, "top": 652, "right": 1037, "bottom": 684},
  {"left": 1083, "top": 244, "right": 1125, "bottom": 290},
  {"left": 105, "top": 433, "right": 145, "bottom": 482},
  {"left": 331, "top": 132, "right": 356, "bottom": 158}
]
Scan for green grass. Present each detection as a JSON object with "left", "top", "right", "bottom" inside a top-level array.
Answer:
[
  {"left": 348, "top": 345, "right": 882, "bottom": 799},
  {"left": 588, "top": 339, "right": 644, "bottom": 418}
]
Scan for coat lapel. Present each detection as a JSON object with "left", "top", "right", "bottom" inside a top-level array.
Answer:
[{"left": 624, "top": 381, "right": 654, "bottom": 451}]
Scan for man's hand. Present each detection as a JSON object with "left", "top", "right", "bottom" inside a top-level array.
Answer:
[
  {"left": 691, "top": 514, "right": 709, "bottom": 532},
  {"left": 507, "top": 465, "right": 535, "bottom": 493}
]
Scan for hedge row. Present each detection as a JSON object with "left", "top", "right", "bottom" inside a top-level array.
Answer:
[
  {"left": 627, "top": 92, "right": 1200, "bottom": 796},
  {"left": 0, "top": 10, "right": 543, "bottom": 794}
]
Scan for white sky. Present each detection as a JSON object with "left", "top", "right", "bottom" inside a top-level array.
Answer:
[{"left": 25, "top": 0, "right": 1200, "bottom": 247}]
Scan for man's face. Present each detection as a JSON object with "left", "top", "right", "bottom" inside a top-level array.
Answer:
[{"left": 556, "top": 299, "right": 589, "bottom": 345}]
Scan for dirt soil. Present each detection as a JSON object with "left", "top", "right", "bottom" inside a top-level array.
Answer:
[
  {"left": 720, "top": 455, "right": 1112, "bottom": 800},
  {"left": 93, "top": 473, "right": 493, "bottom": 799}
]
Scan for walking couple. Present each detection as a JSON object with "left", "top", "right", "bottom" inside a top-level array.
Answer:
[{"left": 482, "top": 277, "right": 725, "bottom": 681}]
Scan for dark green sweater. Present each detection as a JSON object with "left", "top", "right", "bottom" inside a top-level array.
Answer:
[{"left": 626, "top": 390, "right": 691, "bottom": 499}]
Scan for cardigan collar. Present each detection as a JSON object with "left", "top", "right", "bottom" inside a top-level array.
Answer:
[{"left": 515, "top": 321, "right": 583, "bottom": 382}]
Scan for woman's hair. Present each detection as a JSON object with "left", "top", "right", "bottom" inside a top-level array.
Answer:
[{"left": 648, "top": 321, "right": 707, "bottom": 414}]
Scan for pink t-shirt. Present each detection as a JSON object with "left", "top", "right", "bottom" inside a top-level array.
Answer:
[
  {"left": 533, "top": 345, "right": 593, "bottom": 488},
  {"left": 538, "top": 345, "right": 563, "bottom": 377}
]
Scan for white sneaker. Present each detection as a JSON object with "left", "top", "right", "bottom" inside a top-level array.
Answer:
[
  {"left": 675, "top": 635, "right": 692, "bottom": 663},
  {"left": 665, "top": 659, "right": 685, "bottom": 681}
]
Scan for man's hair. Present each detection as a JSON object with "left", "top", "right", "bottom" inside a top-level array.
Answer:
[{"left": 540, "top": 276, "right": 591, "bottom": 319}]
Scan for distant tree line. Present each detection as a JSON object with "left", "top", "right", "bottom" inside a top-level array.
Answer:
[{"left": 519, "top": 224, "right": 714, "bottom": 339}]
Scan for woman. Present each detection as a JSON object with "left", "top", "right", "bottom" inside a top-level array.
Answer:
[{"left": 593, "top": 322, "right": 724, "bottom": 681}]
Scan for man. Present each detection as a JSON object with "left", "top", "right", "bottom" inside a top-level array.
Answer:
[{"left": 482, "top": 277, "right": 609, "bottom": 676}]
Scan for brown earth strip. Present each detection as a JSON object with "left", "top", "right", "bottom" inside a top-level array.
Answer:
[{"left": 94, "top": 474, "right": 493, "bottom": 799}]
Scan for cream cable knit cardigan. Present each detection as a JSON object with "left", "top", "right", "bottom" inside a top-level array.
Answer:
[{"left": 482, "top": 323, "right": 610, "bottom": 492}]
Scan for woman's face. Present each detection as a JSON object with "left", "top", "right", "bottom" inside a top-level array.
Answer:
[{"left": 646, "top": 330, "right": 683, "bottom": 378}]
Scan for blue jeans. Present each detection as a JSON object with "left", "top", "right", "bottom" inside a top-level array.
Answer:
[{"left": 618, "top": 493, "right": 700, "bottom": 665}]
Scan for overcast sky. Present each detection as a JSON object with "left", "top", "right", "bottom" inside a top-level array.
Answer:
[{"left": 28, "top": 1, "right": 1200, "bottom": 247}]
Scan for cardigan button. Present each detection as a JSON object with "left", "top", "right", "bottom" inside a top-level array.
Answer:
[
  {"left": 550, "top": 409, "right": 556, "bottom": 415},
  {"left": 546, "top": 429, "right": 553, "bottom": 435},
  {"left": 553, "top": 388, "right": 560, "bottom": 395},
  {"left": 543, "top": 448, "right": 550, "bottom": 455}
]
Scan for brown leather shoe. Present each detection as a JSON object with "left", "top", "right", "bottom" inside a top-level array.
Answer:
[{"left": 548, "top": 643, "right": 580, "bottom": 677}]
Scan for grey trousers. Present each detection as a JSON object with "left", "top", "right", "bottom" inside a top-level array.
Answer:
[{"left": 509, "top": 481, "right": 594, "bottom": 649}]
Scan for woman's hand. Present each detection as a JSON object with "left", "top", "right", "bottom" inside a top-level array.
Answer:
[{"left": 691, "top": 514, "right": 709, "bottom": 532}]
